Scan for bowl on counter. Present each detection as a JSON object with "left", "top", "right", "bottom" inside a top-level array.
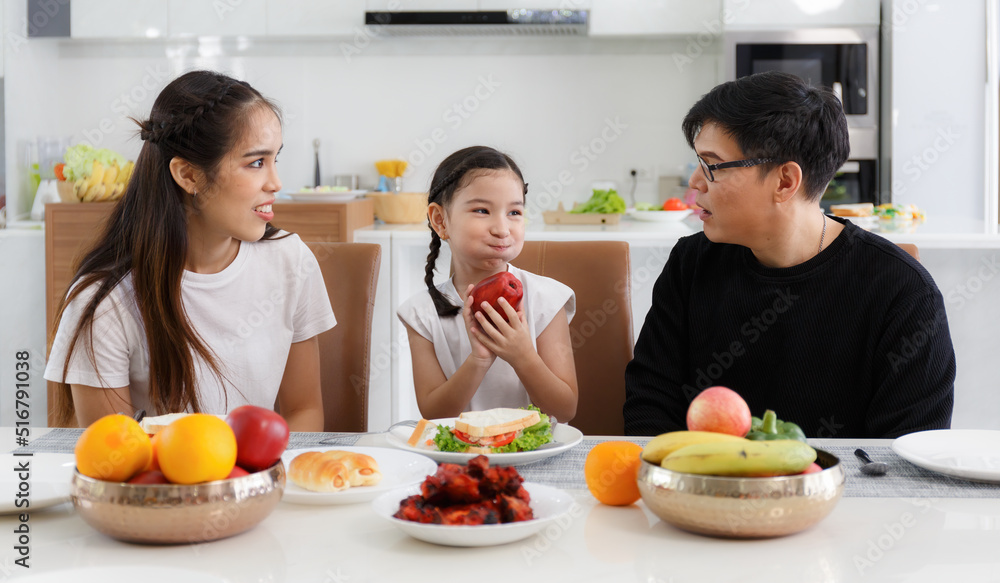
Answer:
[
  {"left": 70, "top": 462, "right": 285, "bottom": 544},
  {"left": 367, "top": 192, "right": 429, "bottom": 224},
  {"left": 628, "top": 209, "right": 693, "bottom": 222},
  {"left": 637, "top": 448, "right": 845, "bottom": 538}
]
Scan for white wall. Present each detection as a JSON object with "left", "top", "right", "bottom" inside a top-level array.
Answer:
[{"left": 2, "top": 0, "right": 719, "bottom": 220}]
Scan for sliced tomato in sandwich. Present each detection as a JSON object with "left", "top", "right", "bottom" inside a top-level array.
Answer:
[{"left": 450, "top": 429, "right": 518, "bottom": 449}]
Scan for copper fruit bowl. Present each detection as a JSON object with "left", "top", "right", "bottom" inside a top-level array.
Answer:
[
  {"left": 637, "top": 448, "right": 845, "bottom": 538},
  {"left": 70, "top": 462, "right": 285, "bottom": 544}
]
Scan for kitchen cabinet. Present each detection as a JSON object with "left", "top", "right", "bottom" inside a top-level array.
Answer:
[
  {"left": 722, "top": 0, "right": 879, "bottom": 29},
  {"left": 268, "top": 199, "right": 375, "bottom": 244},
  {"left": 70, "top": 0, "right": 168, "bottom": 39},
  {"left": 589, "top": 0, "right": 721, "bottom": 37},
  {"left": 168, "top": 0, "right": 267, "bottom": 37},
  {"left": 265, "top": 0, "right": 365, "bottom": 37}
]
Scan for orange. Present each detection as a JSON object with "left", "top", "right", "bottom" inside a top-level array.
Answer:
[
  {"left": 157, "top": 414, "right": 237, "bottom": 485},
  {"left": 75, "top": 414, "right": 153, "bottom": 482},
  {"left": 584, "top": 441, "right": 643, "bottom": 506},
  {"left": 145, "top": 432, "right": 162, "bottom": 472}
]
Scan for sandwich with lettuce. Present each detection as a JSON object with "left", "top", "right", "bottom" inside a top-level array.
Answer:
[{"left": 406, "top": 406, "right": 553, "bottom": 454}]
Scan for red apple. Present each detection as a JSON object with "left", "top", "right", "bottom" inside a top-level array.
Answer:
[
  {"left": 128, "top": 470, "right": 171, "bottom": 485},
  {"left": 470, "top": 272, "right": 523, "bottom": 323},
  {"left": 227, "top": 466, "right": 251, "bottom": 479},
  {"left": 686, "top": 386, "right": 752, "bottom": 437},
  {"left": 226, "top": 405, "right": 290, "bottom": 472},
  {"left": 800, "top": 462, "right": 823, "bottom": 475}
]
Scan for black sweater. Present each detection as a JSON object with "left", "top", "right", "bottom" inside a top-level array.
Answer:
[{"left": 624, "top": 217, "right": 955, "bottom": 439}]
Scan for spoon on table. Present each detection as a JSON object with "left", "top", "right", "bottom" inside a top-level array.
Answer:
[{"left": 855, "top": 448, "right": 888, "bottom": 476}]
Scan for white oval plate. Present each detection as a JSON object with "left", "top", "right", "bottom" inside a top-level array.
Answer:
[
  {"left": 13, "top": 566, "right": 228, "bottom": 583},
  {"left": 372, "top": 482, "right": 574, "bottom": 547},
  {"left": 280, "top": 446, "right": 437, "bottom": 505},
  {"left": 629, "top": 209, "right": 693, "bottom": 222},
  {"left": 385, "top": 419, "right": 583, "bottom": 465},
  {"left": 284, "top": 190, "right": 366, "bottom": 202},
  {"left": 892, "top": 429, "right": 1000, "bottom": 482},
  {"left": 0, "top": 453, "right": 75, "bottom": 514}
]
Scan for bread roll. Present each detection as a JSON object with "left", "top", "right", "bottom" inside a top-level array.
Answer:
[{"left": 288, "top": 450, "right": 382, "bottom": 492}]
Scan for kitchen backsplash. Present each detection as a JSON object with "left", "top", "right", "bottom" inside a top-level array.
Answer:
[{"left": 2, "top": 32, "right": 719, "bottom": 220}]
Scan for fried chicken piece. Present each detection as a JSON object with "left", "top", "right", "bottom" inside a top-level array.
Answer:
[
  {"left": 466, "top": 455, "right": 490, "bottom": 478},
  {"left": 479, "top": 465, "right": 525, "bottom": 498},
  {"left": 436, "top": 499, "right": 501, "bottom": 525},
  {"left": 394, "top": 495, "right": 438, "bottom": 523},
  {"left": 421, "top": 463, "right": 480, "bottom": 505},
  {"left": 498, "top": 493, "right": 534, "bottom": 523}
]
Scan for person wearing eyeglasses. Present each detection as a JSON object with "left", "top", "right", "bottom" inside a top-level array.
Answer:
[{"left": 624, "top": 71, "right": 955, "bottom": 439}]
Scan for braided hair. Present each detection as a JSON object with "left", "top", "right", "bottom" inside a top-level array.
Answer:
[
  {"left": 50, "top": 70, "right": 283, "bottom": 426},
  {"left": 425, "top": 146, "right": 528, "bottom": 317}
]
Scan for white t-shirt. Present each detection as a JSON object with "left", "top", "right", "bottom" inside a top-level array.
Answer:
[
  {"left": 396, "top": 264, "right": 575, "bottom": 411},
  {"left": 44, "top": 233, "right": 336, "bottom": 415}
]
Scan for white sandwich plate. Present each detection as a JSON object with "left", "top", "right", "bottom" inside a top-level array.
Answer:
[
  {"left": 0, "top": 453, "right": 75, "bottom": 514},
  {"left": 372, "top": 482, "right": 574, "bottom": 547},
  {"left": 386, "top": 418, "right": 583, "bottom": 465},
  {"left": 892, "top": 429, "right": 1000, "bottom": 482},
  {"left": 280, "top": 445, "right": 437, "bottom": 505}
]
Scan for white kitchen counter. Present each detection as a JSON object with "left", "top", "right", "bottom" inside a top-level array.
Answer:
[{"left": 356, "top": 217, "right": 1000, "bottom": 431}]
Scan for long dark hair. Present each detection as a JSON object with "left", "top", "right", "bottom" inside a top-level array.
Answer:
[
  {"left": 424, "top": 146, "right": 528, "bottom": 317},
  {"left": 50, "top": 70, "right": 283, "bottom": 426}
]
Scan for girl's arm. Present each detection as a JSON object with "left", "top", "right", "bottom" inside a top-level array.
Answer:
[
  {"left": 276, "top": 336, "right": 325, "bottom": 432},
  {"left": 70, "top": 385, "right": 134, "bottom": 427},
  {"left": 405, "top": 322, "right": 493, "bottom": 419},
  {"left": 472, "top": 299, "right": 578, "bottom": 421}
]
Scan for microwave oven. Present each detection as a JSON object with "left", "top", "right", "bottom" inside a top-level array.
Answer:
[{"left": 724, "top": 28, "right": 881, "bottom": 206}]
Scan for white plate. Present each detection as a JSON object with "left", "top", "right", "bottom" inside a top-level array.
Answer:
[
  {"left": 629, "top": 209, "right": 693, "bottom": 222},
  {"left": 13, "top": 566, "right": 228, "bottom": 583},
  {"left": 0, "top": 453, "right": 75, "bottom": 514},
  {"left": 280, "top": 446, "right": 437, "bottom": 505},
  {"left": 385, "top": 419, "right": 583, "bottom": 465},
  {"left": 284, "top": 190, "right": 367, "bottom": 202},
  {"left": 372, "top": 482, "right": 574, "bottom": 547},
  {"left": 892, "top": 429, "right": 1000, "bottom": 482}
]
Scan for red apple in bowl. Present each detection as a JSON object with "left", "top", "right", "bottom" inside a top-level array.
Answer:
[
  {"left": 686, "top": 386, "right": 752, "bottom": 437},
  {"left": 470, "top": 271, "right": 523, "bottom": 323}
]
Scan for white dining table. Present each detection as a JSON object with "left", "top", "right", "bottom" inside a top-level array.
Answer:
[{"left": 2, "top": 428, "right": 999, "bottom": 583}]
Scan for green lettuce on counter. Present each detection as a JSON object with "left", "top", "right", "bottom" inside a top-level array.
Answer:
[{"left": 570, "top": 189, "right": 626, "bottom": 214}]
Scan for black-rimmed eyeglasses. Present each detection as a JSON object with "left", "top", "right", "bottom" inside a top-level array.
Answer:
[{"left": 697, "top": 156, "right": 778, "bottom": 182}]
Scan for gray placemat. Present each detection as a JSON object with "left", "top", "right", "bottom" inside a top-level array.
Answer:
[
  {"left": 15, "top": 432, "right": 1000, "bottom": 498},
  {"left": 518, "top": 439, "right": 1000, "bottom": 499},
  {"left": 11, "top": 428, "right": 360, "bottom": 453}
]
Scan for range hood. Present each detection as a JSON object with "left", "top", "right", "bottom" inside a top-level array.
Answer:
[{"left": 364, "top": 9, "right": 589, "bottom": 36}]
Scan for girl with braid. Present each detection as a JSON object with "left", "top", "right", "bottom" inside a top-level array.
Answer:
[
  {"left": 397, "top": 146, "right": 578, "bottom": 421},
  {"left": 45, "top": 71, "right": 334, "bottom": 430}
]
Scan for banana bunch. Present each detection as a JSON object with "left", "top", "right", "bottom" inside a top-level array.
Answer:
[
  {"left": 660, "top": 439, "right": 817, "bottom": 477},
  {"left": 73, "top": 160, "right": 134, "bottom": 202},
  {"left": 641, "top": 431, "right": 748, "bottom": 464}
]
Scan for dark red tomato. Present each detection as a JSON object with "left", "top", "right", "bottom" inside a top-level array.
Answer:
[
  {"left": 127, "top": 470, "right": 170, "bottom": 485},
  {"left": 227, "top": 466, "right": 251, "bottom": 479},
  {"left": 663, "top": 198, "right": 688, "bottom": 211},
  {"left": 226, "top": 405, "right": 290, "bottom": 472},
  {"left": 470, "top": 272, "right": 523, "bottom": 323}
]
